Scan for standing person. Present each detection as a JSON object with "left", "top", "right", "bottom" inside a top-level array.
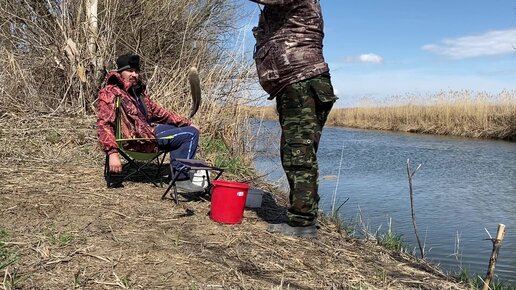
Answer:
[
  {"left": 97, "top": 53, "right": 203, "bottom": 193},
  {"left": 250, "top": 0, "right": 338, "bottom": 237}
]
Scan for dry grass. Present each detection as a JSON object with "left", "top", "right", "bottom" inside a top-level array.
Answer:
[
  {"left": 246, "top": 90, "right": 516, "bottom": 140},
  {"left": 0, "top": 0, "right": 258, "bottom": 170},
  {"left": 0, "top": 0, "right": 252, "bottom": 115},
  {"left": 0, "top": 115, "right": 470, "bottom": 290},
  {"left": 329, "top": 90, "right": 516, "bottom": 140}
]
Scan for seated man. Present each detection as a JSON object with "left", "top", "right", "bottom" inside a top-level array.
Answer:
[{"left": 97, "top": 53, "right": 202, "bottom": 192}]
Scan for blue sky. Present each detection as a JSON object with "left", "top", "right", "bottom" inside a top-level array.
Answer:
[{"left": 242, "top": 1, "right": 516, "bottom": 107}]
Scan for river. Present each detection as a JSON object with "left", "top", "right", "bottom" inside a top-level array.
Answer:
[{"left": 251, "top": 119, "right": 516, "bottom": 283}]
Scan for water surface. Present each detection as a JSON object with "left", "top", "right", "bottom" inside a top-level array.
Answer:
[{"left": 252, "top": 119, "right": 516, "bottom": 283}]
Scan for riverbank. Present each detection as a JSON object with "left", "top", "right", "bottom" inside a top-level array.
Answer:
[
  {"left": 247, "top": 90, "right": 516, "bottom": 141},
  {"left": 252, "top": 118, "right": 516, "bottom": 287},
  {"left": 0, "top": 116, "right": 473, "bottom": 289}
]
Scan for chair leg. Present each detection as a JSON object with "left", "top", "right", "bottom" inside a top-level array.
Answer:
[
  {"left": 105, "top": 155, "right": 126, "bottom": 188},
  {"left": 104, "top": 155, "right": 110, "bottom": 188},
  {"left": 203, "top": 168, "right": 223, "bottom": 197},
  {"left": 155, "top": 152, "right": 168, "bottom": 187},
  {"left": 162, "top": 170, "right": 182, "bottom": 203},
  {"left": 199, "top": 169, "right": 210, "bottom": 197},
  {"left": 118, "top": 150, "right": 162, "bottom": 187}
]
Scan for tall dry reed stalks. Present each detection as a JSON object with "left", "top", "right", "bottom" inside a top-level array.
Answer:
[
  {"left": 0, "top": 0, "right": 259, "bottom": 164},
  {"left": 246, "top": 90, "right": 516, "bottom": 140},
  {"left": 329, "top": 90, "right": 516, "bottom": 140}
]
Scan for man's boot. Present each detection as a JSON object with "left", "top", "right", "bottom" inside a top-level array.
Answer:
[
  {"left": 175, "top": 180, "right": 204, "bottom": 193},
  {"left": 267, "top": 223, "right": 318, "bottom": 238}
]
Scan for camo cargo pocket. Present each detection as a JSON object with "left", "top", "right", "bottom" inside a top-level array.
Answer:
[
  {"left": 284, "top": 138, "right": 314, "bottom": 168},
  {"left": 310, "top": 76, "right": 338, "bottom": 103}
]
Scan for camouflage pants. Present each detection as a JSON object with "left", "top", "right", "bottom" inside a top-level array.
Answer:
[{"left": 276, "top": 75, "right": 337, "bottom": 226}]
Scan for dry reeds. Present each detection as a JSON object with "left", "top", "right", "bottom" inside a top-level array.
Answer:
[
  {"left": 0, "top": 0, "right": 252, "bottom": 112},
  {"left": 329, "top": 90, "right": 516, "bottom": 140},
  {"left": 245, "top": 90, "right": 516, "bottom": 140}
]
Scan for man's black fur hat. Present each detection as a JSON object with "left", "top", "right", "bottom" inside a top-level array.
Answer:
[{"left": 116, "top": 53, "right": 141, "bottom": 72}]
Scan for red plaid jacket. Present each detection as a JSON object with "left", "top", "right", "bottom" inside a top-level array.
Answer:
[{"left": 96, "top": 71, "right": 191, "bottom": 155}]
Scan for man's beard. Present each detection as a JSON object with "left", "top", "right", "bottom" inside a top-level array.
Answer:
[{"left": 129, "top": 77, "right": 138, "bottom": 86}]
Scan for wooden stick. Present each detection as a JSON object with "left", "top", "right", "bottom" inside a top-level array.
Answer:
[
  {"left": 482, "top": 224, "right": 506, "bottom": 290},
  {"left": 406, "top": 159, "right": 424, "bottom": 258}
]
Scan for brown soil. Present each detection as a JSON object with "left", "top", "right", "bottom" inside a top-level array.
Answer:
[{"left": 0, "top": 115, "right": 468, "bottom": 289}]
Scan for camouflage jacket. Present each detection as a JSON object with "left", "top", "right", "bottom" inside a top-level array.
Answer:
[
  {"left": 96, "top": 71, "right": 191, "bottom": 155},
  {"left": 251, "top": 0, "right": 330, "bottom": 98}
]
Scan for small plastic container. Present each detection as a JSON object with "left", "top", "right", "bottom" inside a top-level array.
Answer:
[
  {"left": 190, "top": 170, "right": 208, "bottom": 188},
  {"left": 245, "top": 188, "right": 264, "bottom": 208}
]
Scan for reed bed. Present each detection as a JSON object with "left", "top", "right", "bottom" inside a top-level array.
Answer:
[
  {"left": 330, "top": 90, "right": 516, "bottom": 140},
  {"left": 247, "top": 90, "right": 516, "bottom": 140}
]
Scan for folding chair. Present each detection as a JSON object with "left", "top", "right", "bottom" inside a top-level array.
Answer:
[
  {"left": 161, "top": 158, "right": 224, "bottom": 204},
  {"left": 104, "top": 95, "right": 169, "bottom": 188}
]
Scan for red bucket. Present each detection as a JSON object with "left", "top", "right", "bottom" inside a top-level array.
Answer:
[{"left": 210, "top": 180, "right": 250, "bottom": 224}]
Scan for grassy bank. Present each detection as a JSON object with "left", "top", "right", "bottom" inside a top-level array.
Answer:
[
  {"left": 327, "top": 211, "right": 516, "bottom": 290},
  {"left": 247, "top": 90, "right": 516, "bottom": 140}
]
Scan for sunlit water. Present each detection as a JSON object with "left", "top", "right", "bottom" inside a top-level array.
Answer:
[{"left": 252, "top": 119, "right": 516, "bottom": 283}]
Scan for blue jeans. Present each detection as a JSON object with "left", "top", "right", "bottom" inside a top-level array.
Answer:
[{"left": 155, "top": 124, "right": 199, "bottom": 180}]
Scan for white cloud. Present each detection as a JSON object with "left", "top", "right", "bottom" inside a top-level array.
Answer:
[
  {"left": 422, "top": 28, "right": 516, "bottom": 59},
  {"left": 345, "top": 53, "right": 384, "bottom": 64}
]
